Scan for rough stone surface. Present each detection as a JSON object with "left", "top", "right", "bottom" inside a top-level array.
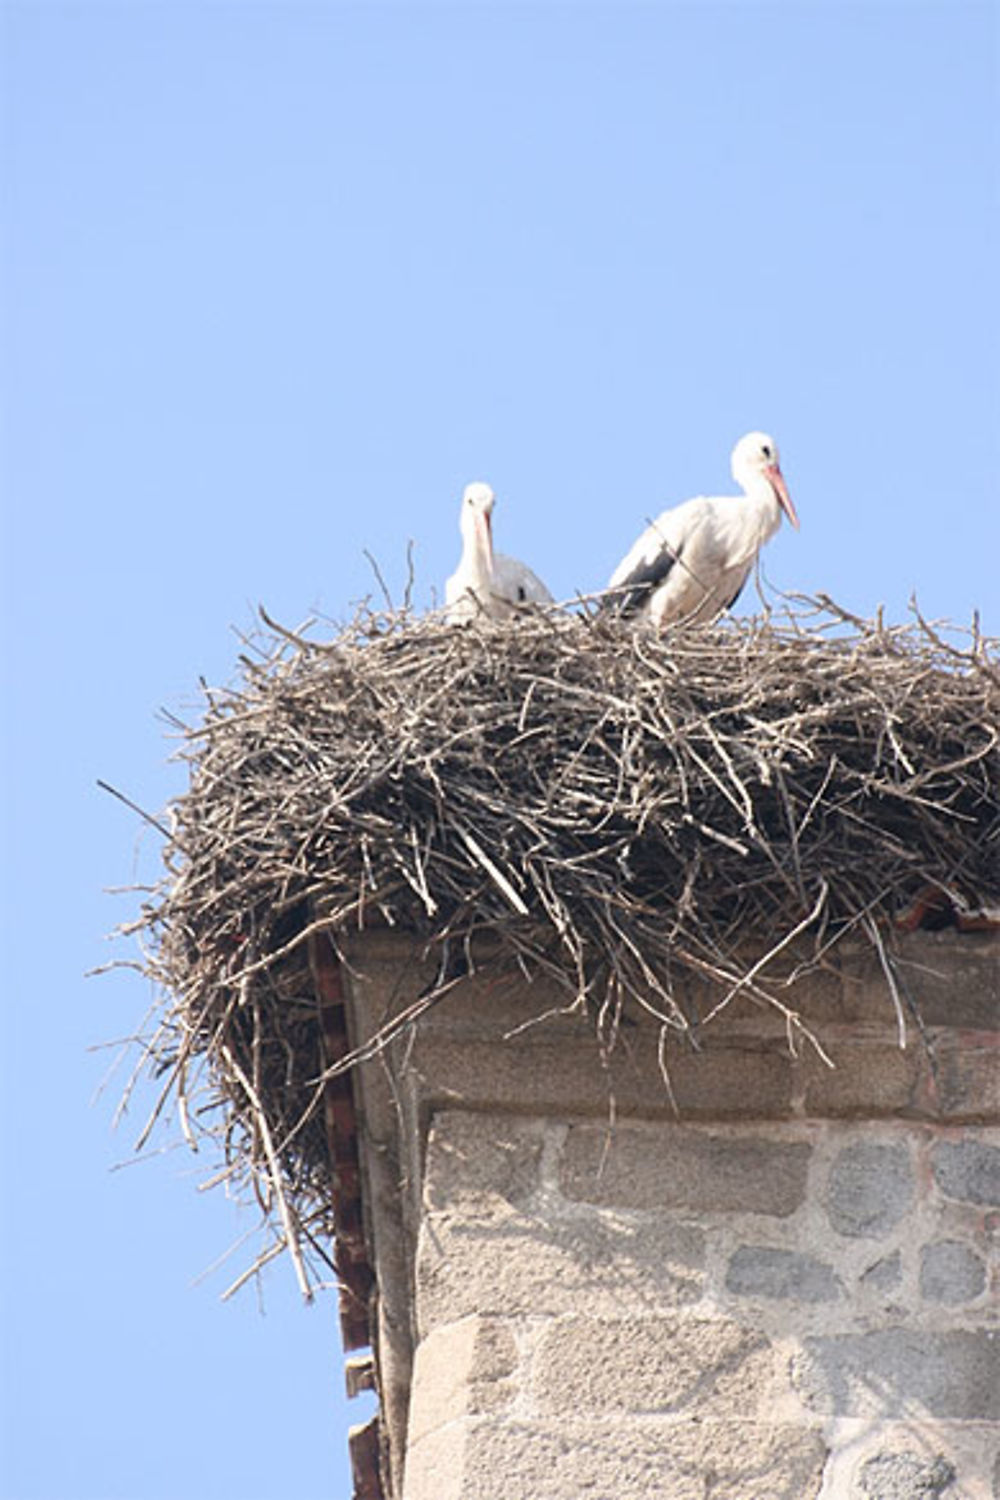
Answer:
[
  {"left": 344, "top": 934, "right": 1000, "bottom": 1500},
  {"left": 932, "top": 1140, "right": 1000, "bottom": 1207},
  {"left": 412, "top": 1031, "right": 797, "bottom": 1122},
  {"left": 919, "top": 1240, "right": 987, "bottom": 1305},
  {"left": 929, "top": 1037, "right": 1000, "bottom": 1119},
  {"left": 794, "top": 1330, "right": 1000, "bottom": 1420},
  {"left": 416, "top": 1202, "right": 705, "bottom": 1332},
  {"left": 827, "top": 1142, "right": 914, "bottom": 1237},
  {"left": 406, "top": 1317, "right": 518, "bottom": 1446},
  {"left": 403, "top": 1418, "right": 828, "bottom": 1500},
  {"left": 802, "top": 1044, "right": 922, "bottom": 1117},
  {"left": 532, "top": 1316, "right": 777, "bottom": 1418},
  {"left": 725, "top": 1245, "right": 842, "bottom": 1302},
  {"left": 560, "top": 1124, "right": 810, "bottom": 1216},
  {"left": 824, "top": 1424, "right": 1000, "bottom": 1500},
  {"left": 889, "top": 938, "right": 1000, "bottom": 1031},
  {"left": 860, "top": 1252, "right": 903, "bottom": 1292},
  {"left": 856, "top": 1450, "right": 957, "bottom": 1498},
  {"left": 839, "top": 934, "right": 1000, "bottom": 1032},
  {"left": 422, "top": 1112, "right": 543, "bottom": 1215}
]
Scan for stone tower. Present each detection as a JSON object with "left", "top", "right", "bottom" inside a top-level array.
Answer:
[{"left": 333, "top": 930, "right": 999, "bottom": 1500}]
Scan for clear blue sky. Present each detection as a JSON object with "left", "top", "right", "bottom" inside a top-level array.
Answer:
[{"left": 1, "top": 4, "right": 996, "bottom": 1498}]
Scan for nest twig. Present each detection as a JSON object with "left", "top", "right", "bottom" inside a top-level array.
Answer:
[{"left": 117, "top": 596, "right": 1000, "bottom": 1293}]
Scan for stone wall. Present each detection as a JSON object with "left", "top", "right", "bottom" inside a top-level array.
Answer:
[{"left": 343, "top": 932, "right": 999, "bottom": 1500}]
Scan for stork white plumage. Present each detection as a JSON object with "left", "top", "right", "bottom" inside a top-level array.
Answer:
[
  {"left": 445, "top": 482, "right": 553, "bottom": 623},
  {"left": 603, "top": 432, "right": 799, "bottom": 627}
]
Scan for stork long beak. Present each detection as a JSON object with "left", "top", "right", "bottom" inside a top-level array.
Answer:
[
  {"left": 766, "top": 463, "right": 799, "bottom": 530},
  {"left": 477, "top": 507, "right": 495, "bottom": 570}
]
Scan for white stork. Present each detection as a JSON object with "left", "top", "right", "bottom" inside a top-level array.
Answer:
[
  {"left": 445, "top": 481, "right": 553, "bottom": 623},
  {"left": 602, "top": 432, "right": 799, "bottom": 628}
]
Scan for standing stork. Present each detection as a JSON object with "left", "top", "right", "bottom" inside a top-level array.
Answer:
[
  {"left": 445, "top": 481, "right": 553, "bottom": 623},
  {"left": 602, "top": 432, "right": 799, "bottom": 627}
]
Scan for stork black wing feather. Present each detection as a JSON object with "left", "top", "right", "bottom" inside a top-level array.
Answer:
[
  {"left": 600, "top": 546, "right": 680, "bottom": 616},
  {"left": 724, "top": 576, "right": 746, "bottom": 612}
]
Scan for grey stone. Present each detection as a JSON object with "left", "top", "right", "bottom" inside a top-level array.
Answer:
[
  {"left": 801, "top": 1044, "right": 921, "bottom": 1117},
  {"left": 416, "top": 1206, "right": 705, "bottom": 1333},
  {"left": 932, "top": 1139, "right": 1000, "bottom": 1207},
  {"left": 532, "top": 1316, "right": 777, "bottom": 1418},
  {"left": 890, "top": 936, "right": 1000, "bottom": 1030},
  {"left": 411, "top": 1017, "right": 795, "bottom": 1123},
  {"left": 726, "top": 1246, "right": 842, "bottom": 1302},
  {"left": 827, "top": 1142, "right": 914, "bottom": 1238},
  {"left": 407, "top": 1317, "right": 519, "bottom": 1446},
  {"left": 857, "top": 1450, "right": 956, "bottom": 1498},
  {"left": 860, "top": 1252, "right": 902, "bottom": 1292},
  {"left": 794, "top": 1329, "right": 1000, "bottom": 1420},
  {"left": 560, "top": 1125, "right": 810, "bottom": 1216},
  {"left": 423, "top": 1111, "right": 543, "bottom": 1215},
  {"left": 929, "top": 1036, "right": 1000, "bottom": 1119},
  {"left": 403, "top": 1418, "right": 828, "bottom": 1500},
  {"left": 831, "top": 934, "right": 999, "bottom": 1033},
  {"left": 919, "top": 1239, "right": 986, "bottom": 1304}
]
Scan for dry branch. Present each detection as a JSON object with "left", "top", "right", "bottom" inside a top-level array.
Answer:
[{"left": 123, "top": 598, "right": 999, "bottom": 1292}]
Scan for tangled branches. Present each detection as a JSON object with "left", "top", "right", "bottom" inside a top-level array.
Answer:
[{"left": 124, "top": 597, "right": 999, "bottom": 1291}]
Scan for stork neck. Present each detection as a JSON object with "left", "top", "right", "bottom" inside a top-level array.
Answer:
[
  {"left": 461, "top": 510, "right": 495, "bottom": 582},
  {"left": 740, "top": 473, "right": 783, "bottom": 542}
]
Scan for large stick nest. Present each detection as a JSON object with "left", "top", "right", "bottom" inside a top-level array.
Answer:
[{"left": 125, "top": 597, "right": 999, "bottom": 1292}]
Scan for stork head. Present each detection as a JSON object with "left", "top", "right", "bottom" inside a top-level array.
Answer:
[
  {"left": 462, "top": 480, "right": 495, "bottom": 514},
  {"left": 460, "top": 480, "right": 496, "bottom": 565},
  {"left": 731, "top": 432, "right": 799, "bottom": 530}
]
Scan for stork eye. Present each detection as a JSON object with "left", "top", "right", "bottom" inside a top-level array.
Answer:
[{"left": 761, "top": 444, "right": 772, "bottom": 459}]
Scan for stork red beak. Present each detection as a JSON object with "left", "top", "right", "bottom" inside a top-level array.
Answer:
[
  {"left": 477, "top": 508, "right": 495, "bottom": 569},
  {"left": 766, "top": 463, "right": 799, "bottom": 530}
]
